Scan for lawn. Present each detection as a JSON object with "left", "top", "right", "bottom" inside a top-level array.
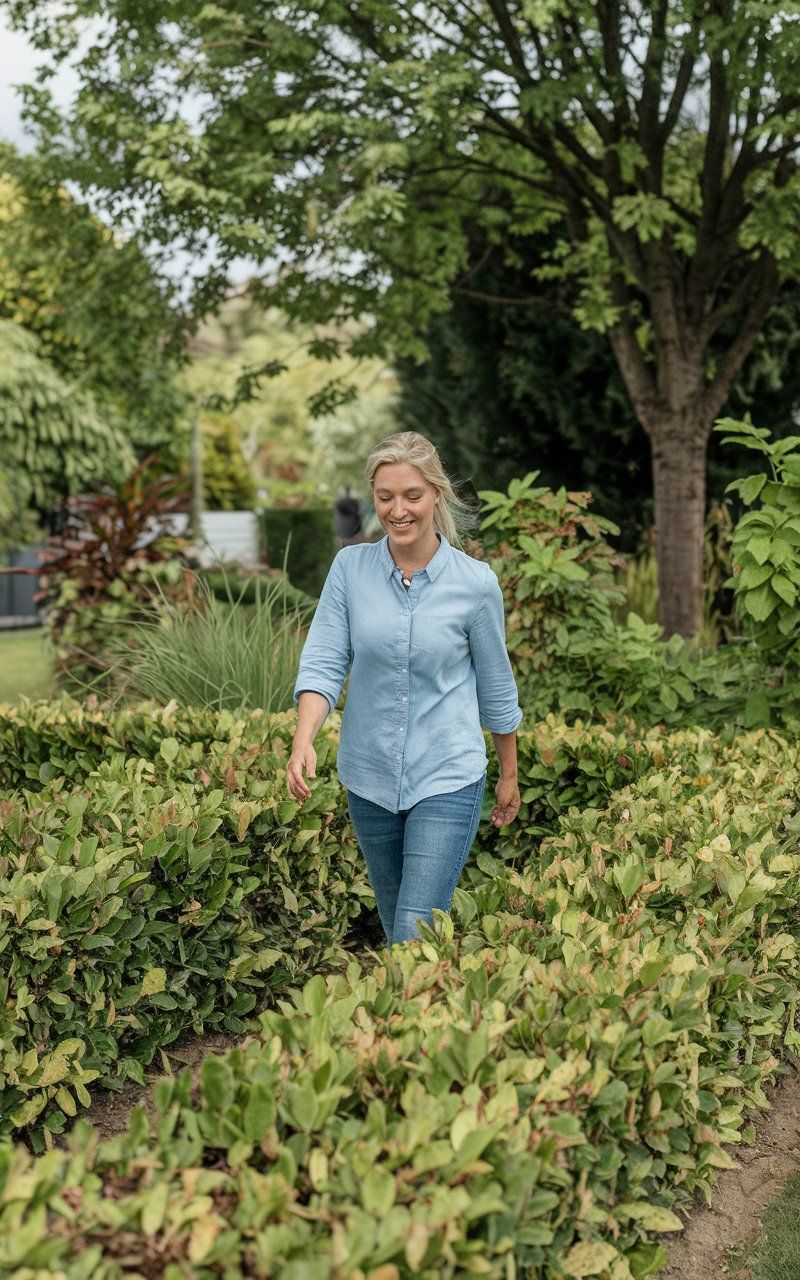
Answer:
[
  {"left": 742, "top": 1177, "right": 800, "bottom": 1280},
  {"left": 0, "top": 627, "right": 55, "bottom": 704}
]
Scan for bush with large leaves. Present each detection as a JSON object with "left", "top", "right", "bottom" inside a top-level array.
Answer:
[
  {"left": 477, "top": 472, "right": 789, "bottom": 729},
  {"left": 0, "top": 320, "right": 134, "bottom": 519}
]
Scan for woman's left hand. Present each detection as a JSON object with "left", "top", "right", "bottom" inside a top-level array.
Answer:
[{"left": 490, "top": 775, "right": 520, "bottom": 828}]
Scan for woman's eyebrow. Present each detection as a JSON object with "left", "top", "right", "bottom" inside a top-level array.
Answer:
[{"left": 376, "top": 487, "right": 424, "bottom": 494}]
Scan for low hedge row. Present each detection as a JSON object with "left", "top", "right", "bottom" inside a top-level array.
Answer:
[
  {"left": 1, "top": 696, "right": 728, "bottom": 832},
  {"left": 0, "top": 699, "right": 776, "bottom": 1154},
  {"left": 2, "top": 728, "right": 799, "bottom": 1276},
  {"left": 0, "top": 733, "right": 368, "bottom": 1149}
]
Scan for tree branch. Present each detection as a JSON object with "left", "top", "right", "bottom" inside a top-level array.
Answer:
[{"left": 699, "top": 253, "right": 780, "bottom": 422}]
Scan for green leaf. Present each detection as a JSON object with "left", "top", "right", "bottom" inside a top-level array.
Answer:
[
  {"left": 770, "top": 572, "right": 796, "bottom": 606},
  {"left": 200, "top": 1056, "right": 236, "bottom": 1112},
  {"left": 159, "top": 737, "right": 179, "bottom": 763},
  {"left": 360, "top": 1166, "right": 396, "bottom": 1217},
  {"left": 243, "top": 1084, "right": 274, "bottom": 1142},
  {"left": 302, "top": 973, "right": 327, "bottom": 1015},
  {"left": 744, "top": 583, "right": 778, "bottom": 621}
]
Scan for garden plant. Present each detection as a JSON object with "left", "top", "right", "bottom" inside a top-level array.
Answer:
[{"left": 1, "top": 454, "right": 800, "bottom": 1277}]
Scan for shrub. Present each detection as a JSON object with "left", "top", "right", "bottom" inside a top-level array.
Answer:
[
  {"left": 260, "top": 505, "right": 337, "bottom": 597},
  {"left": 715, "top": 416, "right": 800, "bottom": 666},
  {"left": 0, "top": 704, "right": 367, "bottom": 1148},
  {"left": 477, "top": 471, "right": 793, "bottom": 730},
  {"left": 198, "top": 413, "right": 257, "bottom": 510},
  {"left": 3, "top": 723, "right": 800, "bottom": 1276},
  {"left": 31, "top": 455, "right": 193, "bottom": 693}
]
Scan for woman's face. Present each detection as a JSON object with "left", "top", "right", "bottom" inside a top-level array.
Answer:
[{"left": 373, "top": 462, "right": 439, "bottom": 541}]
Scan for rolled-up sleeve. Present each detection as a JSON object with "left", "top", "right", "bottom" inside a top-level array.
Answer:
[
  {"left": 468, "top": 568, "right": 523, "bottom": 733},
  {"left": 292, "top": 550, "right": 352, "bottom": 716}
]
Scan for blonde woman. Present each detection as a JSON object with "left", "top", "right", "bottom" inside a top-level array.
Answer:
[{"left": 287, "top": 432, "right": 522, "bottom": 946}]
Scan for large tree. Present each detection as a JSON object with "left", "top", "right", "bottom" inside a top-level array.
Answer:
[
  {"left": 396, "top": 226, "right": 800, "bottom": 553},
  {"left": 0, "top": 143, "right": 189, "bottom": 464},
  {"left": 8, "top": 1, "right": 800, "bottom": 633}
]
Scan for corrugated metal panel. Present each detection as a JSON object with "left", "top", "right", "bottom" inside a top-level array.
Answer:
[{"left": 145, "top": 511, "right": 261, "bottom": 567}]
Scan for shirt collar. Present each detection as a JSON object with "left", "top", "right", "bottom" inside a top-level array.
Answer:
[{"left": 381, "top": 529, "right": 450, "bottom": 581}]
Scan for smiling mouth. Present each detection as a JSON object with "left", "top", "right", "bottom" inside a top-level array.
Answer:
[{"left": 391, "top": 520, "right": 414, "bottom": 528}]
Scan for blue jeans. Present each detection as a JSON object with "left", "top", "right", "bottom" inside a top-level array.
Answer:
[{"left": 345, "top": 770, "right": 488, "bottom": 946}]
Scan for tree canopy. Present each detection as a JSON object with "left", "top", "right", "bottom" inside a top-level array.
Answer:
[
  {"left": 0, "top": 319, "right": 135, "bottom": 517},
  {"left": 9, "top": 1, "right": 800, "bottom": 632},
  {"left": 0, "top": 143, "right": 190, "bottom": 464}
]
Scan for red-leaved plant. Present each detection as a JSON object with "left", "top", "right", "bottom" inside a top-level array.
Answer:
[{"left": 30, "top": 454, "right": 195, "bottom": 691}]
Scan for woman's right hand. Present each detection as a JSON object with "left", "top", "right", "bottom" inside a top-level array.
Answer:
[{"left": 287, "top": 742, "right": 317, "bottom": 801}]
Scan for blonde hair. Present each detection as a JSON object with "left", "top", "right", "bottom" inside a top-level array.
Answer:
[{"left": 364, "top": 431, "right": 481, "bottom": 551}]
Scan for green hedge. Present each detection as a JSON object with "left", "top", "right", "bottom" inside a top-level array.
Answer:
[
  {"left": 259, "top": 506, "right": 337, "bottom": 598},
  {"left": 1, "top": 726, "right": 799, "bottom": 1276},
  {"left": 0, "top": 707, "right": 370, "bottom": 1148},
  {"left": 0, "top": 699, "right": 730, "bottom": 1152}
]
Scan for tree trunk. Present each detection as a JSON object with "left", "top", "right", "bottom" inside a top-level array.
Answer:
[{"left": 649, "top": 422, "right": 710, "bottom": 639}]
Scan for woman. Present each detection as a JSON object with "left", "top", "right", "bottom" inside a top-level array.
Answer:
[{"left": 287, "top": 431, "right": 522, "bottom": 946}]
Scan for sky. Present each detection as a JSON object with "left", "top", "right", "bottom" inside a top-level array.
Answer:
[
  {"left": 0, "top": 16, "right": 253, "bottom": 292},
  {"left": 0, "top": 19, "right": 74, "bottom": 152}
]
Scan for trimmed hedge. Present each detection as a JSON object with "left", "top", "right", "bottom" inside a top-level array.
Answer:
[
  {"left": 1, "top": 726, "right": 799, "bottom": 1276},
  {"left": 0, "top": 699, "right": 739, "bottom": 1152},
  {"left": 259, "top": 506, "right": 338, "bottom": 598}
]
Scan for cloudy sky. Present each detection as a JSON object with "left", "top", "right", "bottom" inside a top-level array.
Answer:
[{"left": 0, "top": 18, "right": 80, "bottom": 151}]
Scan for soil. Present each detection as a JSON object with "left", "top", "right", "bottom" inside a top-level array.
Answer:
[
  {"left": 52, "top": 930, "right": 383, "bottom": 1149},
  {"left": 52, "top": 1028, "right": 249, "bottom": 1148},
  {"left": 660, "top": 1058, "right": 800, "bottom": 1279}
]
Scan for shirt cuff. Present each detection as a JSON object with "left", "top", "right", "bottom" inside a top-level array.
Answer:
[{"left": 481, "top": 707, "right": 523, "bottom": 733}]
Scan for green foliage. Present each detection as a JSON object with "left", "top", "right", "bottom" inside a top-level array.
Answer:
[
  {"left": 0, "top": 701, "right": 367, "bottom": 1147},
  {"left": 199, "top": 413, "right": 257, "bottom": 510},
  {"left": 0, "top": 143, "right": 189, "bottom": 462},
  {"left": 478, "top": 473, "right": 775, "bottom": 729},
  {"left": 716, "top": 416, "right": 800, "bottom": 664},
  {"left": 98, "top": 566, "right": 313, "bottom": 712},
  {"left": 10, "top": 3, "right": 800, "bottom": 404},
  {"left": 0, "top": 320, "right": 134, "bottom": 515},
  {"left": 0, "top": 698, "right": 675, "bottom": 1147},
  {"left": 260, "top": 505, "right": 338, "bottom": 597},
  {"left": 186, "top": 298, "right": 397, "bottom": 506},
  {"left": 199, "top": 565, "right": 317, "bottom": 621},
  {"left": 0, "top": 467, "right": 43, "bottom": 557},
  {"left": 2, "top": 707, "right": 800, "bottom": 1274}
]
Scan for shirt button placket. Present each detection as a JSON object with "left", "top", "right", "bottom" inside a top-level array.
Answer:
[{"left": 397, "top": 586, "right": 411, "bottom": 808}]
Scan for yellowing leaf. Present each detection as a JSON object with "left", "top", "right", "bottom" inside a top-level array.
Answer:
[
  {"left": 38, "top": 1054, "right": 70, "bottom": 1087},
  {"left": 139, "top": 968, "right": 167, "bottom": 998},
  {"left": 55, "top": 1086, "right": 76, "bottom": 1117},
  {"left": 188, "top": 1213, "right": 222, "bottom": 1263},
  {"left": 563, "top": 1240, "right": 620, "bottom": 1277},
  {"left": 405, "top": 1220, "right": 432, "bottom": 1271}
]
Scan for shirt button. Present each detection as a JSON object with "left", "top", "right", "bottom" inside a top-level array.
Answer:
[{"left": 402, "top": 696, "right": 407, "bottom": 701}]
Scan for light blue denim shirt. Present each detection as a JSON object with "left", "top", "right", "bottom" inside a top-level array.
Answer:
[{"left": 293, "top": 530, "right": 523, "bottom": 812}]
